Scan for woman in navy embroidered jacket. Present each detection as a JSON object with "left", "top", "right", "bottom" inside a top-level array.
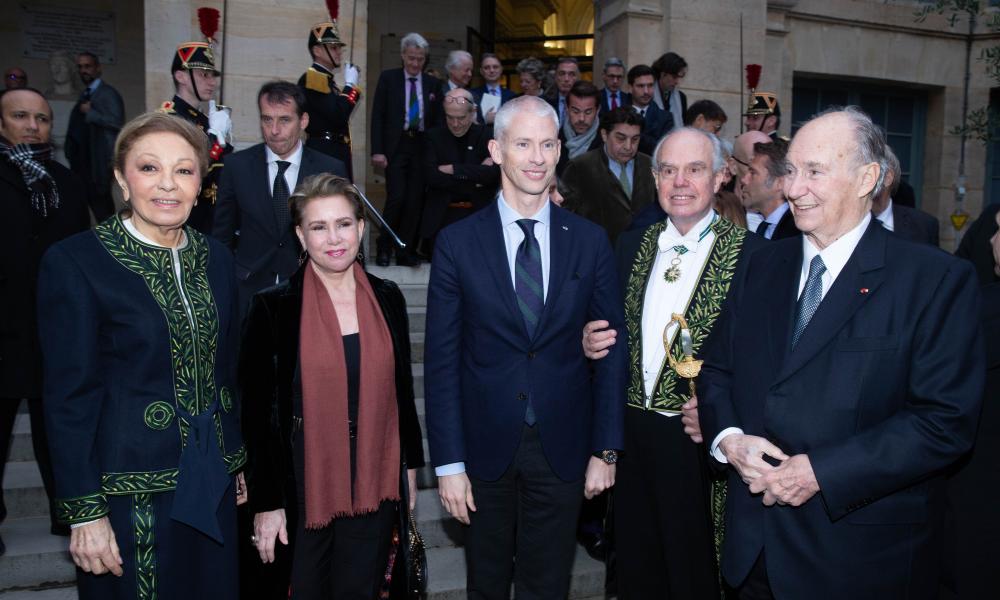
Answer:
[{"left": 37, "top": 111, "right": 246, "bottom": 600}]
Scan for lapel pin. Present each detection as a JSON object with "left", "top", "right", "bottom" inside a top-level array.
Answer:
[
  {"left": 860, "top": 287, "right": 869, "bottom": 294},
  {"left": 561, "top": 225, "right": 569, "bottom": 231}
]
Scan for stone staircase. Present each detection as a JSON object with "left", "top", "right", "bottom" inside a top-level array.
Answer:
[{"left": 0, "top": 264, "right": 607, "bottom": 598}]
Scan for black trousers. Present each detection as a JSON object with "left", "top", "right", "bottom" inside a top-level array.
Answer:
[
  {"left": 379, "top": 133, "right": 425, "bottom": 254},
  {"left": 290, "top": 500, "right": 396, "bottom": 600},
  {"left": 0, "top": 397, "right": 58, "bottom": 528},
  {"left": 615, "top": 407, "right": 720, "bottom": 600},
  {"left": 465, "top": 424, "right": 584, "bottom": 600}
]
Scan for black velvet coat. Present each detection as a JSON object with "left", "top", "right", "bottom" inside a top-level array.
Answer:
[{"left": 238, "top": 262, "right": 425, "bottom": 579}]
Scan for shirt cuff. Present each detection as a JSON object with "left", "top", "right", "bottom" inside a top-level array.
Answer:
[
  {"left": 70, "top": 518, "right": 100, "bottom": 529},
  {"left": 710, "top": 427, "right": 744, "bottom": 463},
  {"left": 435, "top": 462, "right": 466, "bottom": 477}
]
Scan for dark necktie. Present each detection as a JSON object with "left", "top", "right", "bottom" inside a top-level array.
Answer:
[
  {"left": 407, "top": 77, "right": 419, "bottom": 131},
  {"left": 273, "top": 161, "right": 291, "bottom": 233},
  {"left": 610, "top": 92, "right": 618, "bottom": 110},
  {"left": 640, "top": 108, "right": 646, "bottom": 118},
  {"left": 82, "top": 88, "right": 92, "bottom": 102},
  {"left": 515, "top": 219, "right": 543, "bottom": 425},
  {"left": 791, "top": 255, "right": 827, "bottom": 348},
  {"left": 756, "top": 220, "right": 770, "bottom": 238}
]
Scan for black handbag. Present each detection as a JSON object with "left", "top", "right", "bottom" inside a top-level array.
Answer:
[{"left": 405, "top": 510, "right": 428, "bottom": 595}]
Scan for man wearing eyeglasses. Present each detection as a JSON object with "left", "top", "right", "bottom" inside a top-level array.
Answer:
[
  {"left": 420, "top": 88, "right": 499, "bottom": 248},
  {"left": 582, "top": 127, "right": 765, "bottom": 598},
  {"left": 4, "top": 68, "right": 28, "bottom": 90}
]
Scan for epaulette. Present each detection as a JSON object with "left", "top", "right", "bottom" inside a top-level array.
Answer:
[
  {"left": 158, "top": 100, "right": 175, "bottom": 114},
  {"left": 305, "top": 68, "right": 331, "bottom": 94}
]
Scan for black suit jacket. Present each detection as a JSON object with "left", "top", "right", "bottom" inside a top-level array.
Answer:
[
  {"left": 955, "top": 202, "right": 1000, "bottom": 285},
  {"left": 559, "top": 147, "right": 655, "bottom": 244},
  {"left": 371, "top": 68, "right": 444, "bottom": 159},
  {"left": 770, "top": 206, "right": 800, "bottom": 240},
  {"left": 0, "top": 159, "right": 89, "bottom": 398},
  {"left": 635, "top": 103, "right": 670, "bottom": 157},
  {"left": 890, "top": 203, "right": 939, "bottom": 247},
  {"left": 420, "top": 123, "right": 500, "bottom": 238},
  {"left": 212, "top": 143, "right": 346, "bottom": 316},
  {"left": 700, "top": 221, "right": 984, "bottom": 597},
  {"left": 599, "top": 88, "right": 632, "bottom": 113},
  {"left": 655, "top": 88, "right": 687, "bottom": 131}
]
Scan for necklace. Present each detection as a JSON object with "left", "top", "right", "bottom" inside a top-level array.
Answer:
[{"left": 662, "top": 213, "right": 718, "bottom": 283}]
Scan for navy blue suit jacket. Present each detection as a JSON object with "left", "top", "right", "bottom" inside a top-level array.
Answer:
[
  {"left": 636, "top": 102, "right": 670, "bottom": 156},
  {"left": 700, "top": 220, "right": 984, "bottom": 597},
  {"left": 425, "top": 200, "right": 627, "bottom": 482},
  {"left": 599, "top": 88, "right": 632, "bottom": 113},
  {"left": 471, "top": 85, "right": 516, "bottom": 123}
]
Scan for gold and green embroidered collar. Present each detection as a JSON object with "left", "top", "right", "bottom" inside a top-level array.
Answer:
[
  {"left": 95, "top": 216, "right": 221, "bottom": 435},
  {"left": 624, "top": 216, "right": 747, "bottom": 411}
]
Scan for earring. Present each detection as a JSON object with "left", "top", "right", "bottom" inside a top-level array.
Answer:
[{"left": 298, "top": 250, "right": 308, "bottom": 266}]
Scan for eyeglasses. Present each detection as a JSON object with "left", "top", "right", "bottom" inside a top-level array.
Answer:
[
  {"left": 6, "top": 74, "right": 26, "bottom": 81},
  {"left": 444, "top": 96, "right": 476, "bottom": 107}
]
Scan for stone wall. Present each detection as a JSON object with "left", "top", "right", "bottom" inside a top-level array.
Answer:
[{"left": 596, "top": 0, "right": 996, "bottom": 248}]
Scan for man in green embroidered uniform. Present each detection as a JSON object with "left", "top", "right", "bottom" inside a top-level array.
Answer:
[{"left": 583, "top": 127, "right": 765, "bottom": 598}]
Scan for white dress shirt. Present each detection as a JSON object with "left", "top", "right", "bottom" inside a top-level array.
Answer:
[
  {"left": 710, "top": 213, "right": 873, "bottom": 462},
  {"left": 265, "top": 141, "right": 304, "bottom": 199},
  {"left": 874, "top": 199, "right": 894, "bottom": 232},
  {"left": 641, "top": 210, "right": 717, "bottom": 412},
  {"left": 434, "top": 193, "right": 553, "bottom": 477}
]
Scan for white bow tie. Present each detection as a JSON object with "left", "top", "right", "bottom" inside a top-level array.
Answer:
[{"left": 657, "top": 231, "right": 697, "bottom": 255}]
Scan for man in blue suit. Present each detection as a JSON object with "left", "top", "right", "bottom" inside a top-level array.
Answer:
[
  {"left": 627, "top": 64, "right": 669, "bottom": 156},
  {"left": 425, "top": 95, "right": 627, "bottom": 599},
  {"left": 471, "top": 53, "right": 515, "bottom": 126},
  {"left": 700, "top": 107, "right": 984, "bottom": 599}
]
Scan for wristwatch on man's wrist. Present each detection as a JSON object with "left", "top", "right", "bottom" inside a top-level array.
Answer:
[{"left": 594, "top": 449, "right": 618, "bottom": 465}]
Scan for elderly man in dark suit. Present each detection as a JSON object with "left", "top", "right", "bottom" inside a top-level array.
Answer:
[
  {"left": 420, "top": 87, "right": 499, "bottom": 247},
  {"left": 559, "top": 106, "right": 654, "bottom": 244},
  {"left": 627, "top": 65, "right": 669, "bottom": 156},
  {"left": 0, "top": 88, "right": 90, "bottom": 555},
  {"left": 425, "top": 96, "right": 627, "bottom": 599},
  {"left": 700, "top": 106, "right": 984, "bottom": 599},
  {"left": 213, "top": 81, "right": 346, "bottom": 318},
  {"left": 872, "top": 146, "right": 939, "bottom": 246},
  {"left": 371, "top": 32, "right": 443, "bottom": 267},
  {"left": 65, "top": 52, "right": 124, "bottom": 221}
]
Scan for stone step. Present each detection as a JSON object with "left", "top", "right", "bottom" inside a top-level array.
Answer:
[
  {"left": 0, "top": 516, "right": 74, "bottom": 591},
  {"left": 400, "top": 284, "right": 428, "bottom": 308},
  {"left": 407, "top": 305, "right": 426, "bottom": 332},
  {"left": 411, "top": 333, "right": 425, "bottom": 363},
  {"left": 0, "top": 586, "right": 78, "bottom": 600},
  {"left": 2, "top": 461, "right": 48, "bottom": 520},
  {"left": 10, "top": 414, "right": 33, "bottom": 463},
  {"left": 423, "top": 545, "right": 606, "bottom": 599},
  {"left": 366, "top": 264, "right": 431, "bottom": 286}
]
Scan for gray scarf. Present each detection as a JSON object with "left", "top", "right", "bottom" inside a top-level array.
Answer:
[{"left": 562, "top": 116, "right": 599, "bottom": 160}]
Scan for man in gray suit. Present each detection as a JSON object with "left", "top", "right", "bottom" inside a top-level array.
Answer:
[
  {"left": 213, "top": 80, "right": 346, "bottom": 318},
  {"left": 872, "top": 146, "right": 939, "bottom": 246},
  {"left": 65, "top": 51, "right": 123, "bottom": 221}
]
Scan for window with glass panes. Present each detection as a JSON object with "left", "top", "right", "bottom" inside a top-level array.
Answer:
[{"left": 792, "top": 77, "right": 927, "bottom": 207}]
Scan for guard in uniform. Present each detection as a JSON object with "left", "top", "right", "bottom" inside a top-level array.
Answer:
[
  {"left": 160, "top": 42, "right": 233, "bottom": 234},
  {"left": 299, "top": 21, "right": 360, "bottom": 181},
  {"left": 743, "top": 91, "right": 782, "bottom": 141}
]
